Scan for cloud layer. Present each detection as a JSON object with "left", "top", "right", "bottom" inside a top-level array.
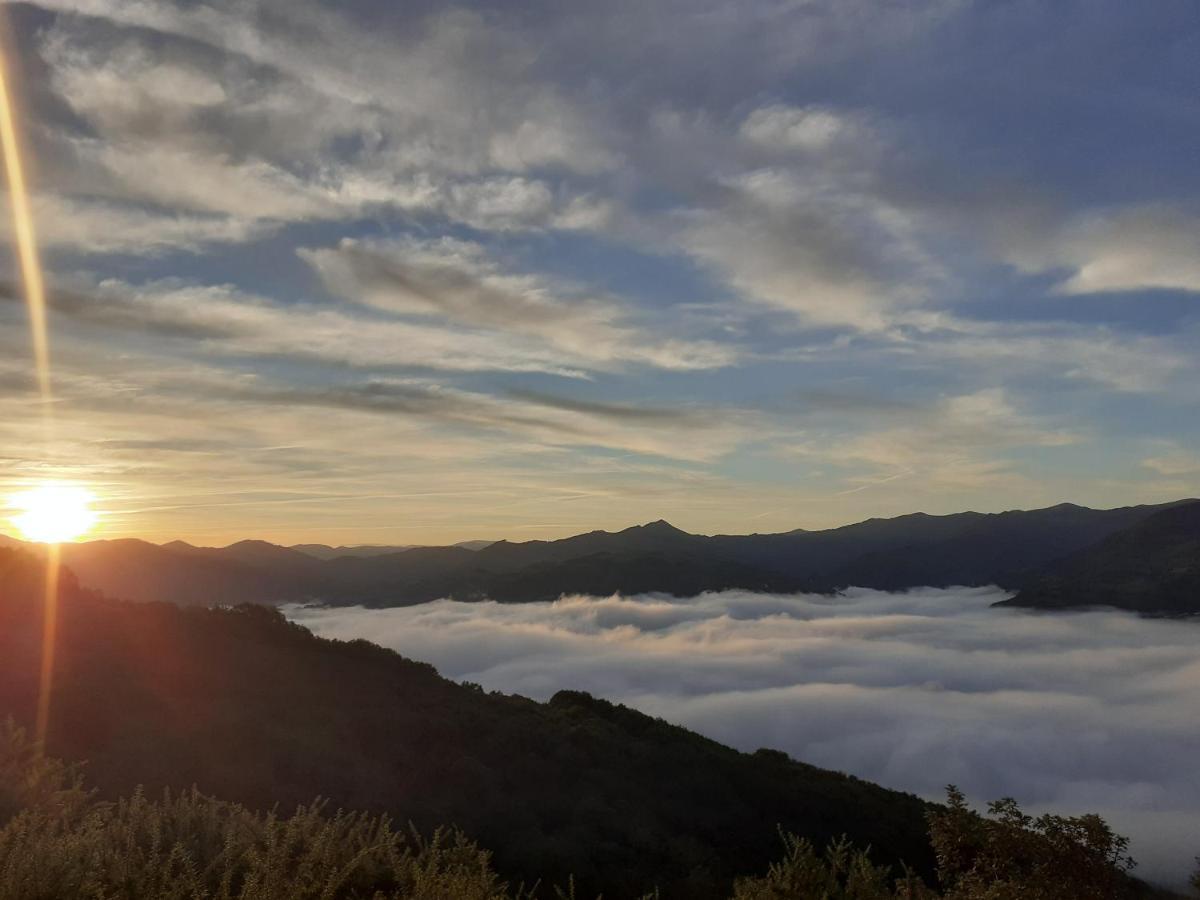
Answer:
[
  {"left": 1, "top": 0, "right": 1199, "bottom": 542},
  {"left": 288, "top": 590, "right": 1200, "bottom": 889}
]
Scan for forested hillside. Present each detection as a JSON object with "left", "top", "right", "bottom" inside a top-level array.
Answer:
[
  {"left": 1000, "top": 501, "right": 1200, "bottom": 615},
  {"left": 0, "top": 547, "right": 931, "bottom": 897},
  {"left": 0, "top": 722, "right": 1191, "bottom": 899}
]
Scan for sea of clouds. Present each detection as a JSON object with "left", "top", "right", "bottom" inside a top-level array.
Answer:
[{"left": 286, "top": 587, "right": 1200, "bottom": 887}]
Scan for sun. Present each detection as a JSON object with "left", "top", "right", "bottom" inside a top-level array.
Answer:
[{"left": 8, "top": 484, "right": 99, "bottom": 543}]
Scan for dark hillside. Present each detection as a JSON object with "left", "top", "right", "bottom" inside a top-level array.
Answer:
[
  {"left": 0, "top": 547, "right": 931, "bottom": 898},
  {"left": 999, "top": 501, "right": 1200, "bottom": 615}
]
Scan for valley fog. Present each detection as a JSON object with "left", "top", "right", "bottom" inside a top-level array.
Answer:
[{"left": 287, "top": 588, "right": 1200, "bottom": 889}]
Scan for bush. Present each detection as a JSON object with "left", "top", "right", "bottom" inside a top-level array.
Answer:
[
  {"left": 928, "top": 786, "right": 1136, "bottom": 899},
  {"left": 0, "top": 722, "right": 1176, "bottom": 900},
  {"left": 0, "top": 721, "right": 521, "bottom": 900},
  {"left": 732, "top": 833, "right": 931, "bottom": 899},
  {"left": 0, "top": 720, "right": 90, "bottom": 824}
]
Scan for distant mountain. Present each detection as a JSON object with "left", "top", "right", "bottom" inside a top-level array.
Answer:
[
  {"left": 812, "top": 502, "right": 1191, "bottom": 591},
  {"left": 0, "top": 545, "right": 933, "bottom": 898},
  {"left": 453, "top": 539, "right": 497, "bottom": 552},
  {"left": 998, "top": 501, "right": 1200, "bottom": 615},
  {"left": 48, "top": 539, "right": 315, "bottom": 607},
  {"left": 291, "top": 539, "right": 494, "bottom": 559},
  {"left": 167, "top": 538, "right": 325, "bottom": 573},
  {"left": 0, "top": 500, "right": 1186, "bottom": 609},
  {"left": 290, "top": 543, "right": 415, "bottom": 559}
]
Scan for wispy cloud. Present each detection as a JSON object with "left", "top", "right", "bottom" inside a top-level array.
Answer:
[
  {"left": 28, "top": 2, "right": 619, "bottom": 245},
  {"left": 788, "top": 388, "right": 1080, "bottom": 495},
  {"left": 301, "top": 237, "right": 738, "bottom": 371}
]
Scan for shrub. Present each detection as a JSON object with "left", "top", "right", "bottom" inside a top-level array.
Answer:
[
  {"left": 928, "top": 786, "right": 1136, "bottom": 899},
  {"left": 732, "top": 833, "right": 932, "bottom": 899},
  {"left": 0, "top": 721, "right": 521, "bottom": 900}
]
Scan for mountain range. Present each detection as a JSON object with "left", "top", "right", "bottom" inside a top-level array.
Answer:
[{"left": 2, "top": 498, "right": 1196, "bottom": 614}]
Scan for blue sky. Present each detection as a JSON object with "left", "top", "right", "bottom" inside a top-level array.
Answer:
[{"left": 0, "top": 0, "right": 1197, "bottom": 544}]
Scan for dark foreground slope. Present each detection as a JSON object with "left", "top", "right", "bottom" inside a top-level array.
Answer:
[
  {"left": 0, "top": 727, "right": 1183, "bottom": 900},
  {"left": 999, "top": 501, "right": 1200, "bottom": 615},
  {"left": 6, "top": 500, "right": 1188, "bottom": 608},
  {"left": 0, "top": 547, "right": 931, "bottom": 898}
]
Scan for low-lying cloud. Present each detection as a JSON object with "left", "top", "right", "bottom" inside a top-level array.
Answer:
[{"left": 287, "top": 588, "right": 1200, "bottom": 888}]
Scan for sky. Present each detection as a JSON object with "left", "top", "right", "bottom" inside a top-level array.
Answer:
[
  {"left": 0, "top": 0, "right": 1197, "bottom": 544},
  {"left": 289, "top": 588, "right": 1200, "bottom": 889}
]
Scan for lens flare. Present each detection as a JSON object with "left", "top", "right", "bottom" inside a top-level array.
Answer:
[
  {"left": 0, "top": 45, "right": 51, "bottom": 410},
  {"left": 34, "top": 542, "right": 60, "bottom": 745},
  {"left": 10, "top": 483, "right": 100, "bottom": 543},
  {"left": 0, "top": 30, "right": 63, "bottom": 747}
]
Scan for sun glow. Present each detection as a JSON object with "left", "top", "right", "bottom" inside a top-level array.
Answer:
[{"left": 9, "top": 484, "right": 99, "bottom": 543}]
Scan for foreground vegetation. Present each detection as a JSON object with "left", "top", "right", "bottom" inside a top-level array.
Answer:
[{"left": 0, "top": 722, "right": 1193, "bottom": 899}]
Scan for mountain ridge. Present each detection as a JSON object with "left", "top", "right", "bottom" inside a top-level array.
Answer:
[
  {"left": 998, "top": 500, "right": 1200, "bottom": 615},
  {"left": 1, "top": 499, "right": 1191, "bottom": 612}
]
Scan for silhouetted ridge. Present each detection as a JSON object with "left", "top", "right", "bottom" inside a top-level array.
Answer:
[
  {"left": 1, "top": 499, "right": 1190, "bottom": 610},
  {"left": 635, "top": 519, "right": 688, "bottom": 534},
  {"left": 1000, "top": 500, "right": 1200, "bottom": 615},
  {"left": 0, "top": 545, "right": 932, "bottom": 898}
]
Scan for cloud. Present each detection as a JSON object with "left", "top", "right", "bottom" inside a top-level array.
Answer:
[
  {"left": 787, "top": 388, "right": 1079, "bottom": 495},
  {"left": 231, "top": 379, "right": 744, "bottom": 464},
  {"left": 301, "top": 237, "right": 738, "bottom": 371},
  {"left": 885, "top": 313, "right": 1195, "bottom": 394},
  {"left": 1004, "top": 206, "right": 1200, "bottom": 295},
  {"left": 0, "top": 277, "right": 595, "bottom": 377},
  {"left": 740, "top": 104, "right": 868, "bottom": 154},
  {"left": 7, "top": 266, "right": 738, "bottom": 380},
  {"left": 668, "top": 104, "right": 942, "bottom": 330},
  {"left": 28, "top": 2, "right": 620, "bottom": 246},
  {"left": 287, "top": 589, "right": 1200, "bottom": 890},
  {"left": 0, "top": 195, "right": 265, "bottom": 256},
  {"left": 3, "top": 0, "right": 1196, "bottom": 544},
  {"left": 1142, "top": 446, "right": 1200, "bottom": 478}
]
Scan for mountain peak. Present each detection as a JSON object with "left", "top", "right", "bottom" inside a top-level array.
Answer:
[
  {"left": 638, "top": 519, "right": 688, "bottom": 535},
  {"left": 225, "top": 539, "right": 279, "bottom": 550}
]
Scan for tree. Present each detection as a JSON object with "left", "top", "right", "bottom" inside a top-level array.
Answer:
[{"left": 928, "top": 786, "right": 1136, "bottom": 899}]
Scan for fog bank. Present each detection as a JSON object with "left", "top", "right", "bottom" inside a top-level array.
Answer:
[{"left": 287, "top": 588, "right": 1200, "bottom": 887}]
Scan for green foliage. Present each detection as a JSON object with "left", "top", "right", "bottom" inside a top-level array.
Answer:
[
  {"left": 0, "top": 721, "right": 1186, "bottom": 900},
  {"left": 0, "top": 721, "right": 521, "bottom": 900},
  {"left": 731, "top": 833, "right": 931, "bottom": 899},
  {"left": 0, "top": 720, "right": 90, "bottom": 824},
  {"left": 928, "top": 786, "right": 1136, "bottom": 899}
]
